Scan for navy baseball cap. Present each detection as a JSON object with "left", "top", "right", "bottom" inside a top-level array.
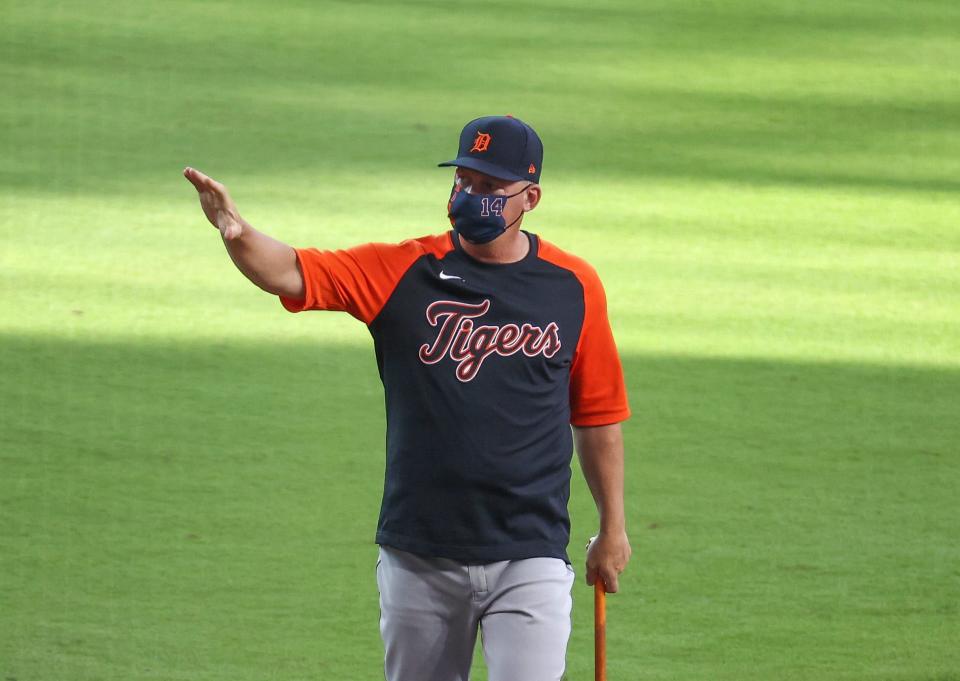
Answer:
[{"left": 438, "top": 115, "right": 543, "bottom": 183}]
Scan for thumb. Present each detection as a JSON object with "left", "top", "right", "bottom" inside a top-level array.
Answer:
[
  {"left": 221, "top": 219, "right": 242, "bottom": 241},
  {"left": 218, "top": 210, "right": 244, "bottom": 240}
]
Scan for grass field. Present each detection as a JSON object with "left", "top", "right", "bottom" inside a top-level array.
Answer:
[{"left": 2, "top": 1, "right": 959, "bottom": 679}]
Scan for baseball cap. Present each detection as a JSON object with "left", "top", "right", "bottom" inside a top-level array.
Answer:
[{"left": 438, "top": 115, "right": 543, "bottom": 184}]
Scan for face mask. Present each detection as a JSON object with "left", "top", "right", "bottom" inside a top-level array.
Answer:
[{"left": 447, "top": 180, "right": 532, "bottom": 245}]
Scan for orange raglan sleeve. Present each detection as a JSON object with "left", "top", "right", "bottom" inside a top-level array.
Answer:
[
  {"left": 568, "top": 263, "right": 631, "bottom": 427},
  {"left": 279, "top": 237, "right": 436, "bottom": 325}
]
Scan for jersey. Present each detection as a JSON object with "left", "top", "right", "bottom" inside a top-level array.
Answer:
[{"left": 279, "top": 230, "right": 630, "bottom": 563}]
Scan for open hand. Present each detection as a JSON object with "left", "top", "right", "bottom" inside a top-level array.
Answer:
[{"left": 183, "top": 166, "right": 243, "bottom": 240}]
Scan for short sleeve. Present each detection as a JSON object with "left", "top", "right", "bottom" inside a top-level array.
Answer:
[
  {"left": 568, "top": 269, "right": 631, "bottom": 427},
  {"left": 279, "top": 241, "right": 423, "bottom": 324}
]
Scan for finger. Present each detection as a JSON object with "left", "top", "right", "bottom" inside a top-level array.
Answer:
[
  {"left": 184, "top": 167, "right": 224, "bottom": 195},
  {"left": 183, "top": 167, "right": 212, "bottom": 193},
  {"left": 184, "top": 166, "right": 210, "bottom": 183},
  {"left": 601, "top": 570, "right": 619, "bottom": 593},
  {"left": 585, "top": 565, "right": 598, "bottom": 586}
]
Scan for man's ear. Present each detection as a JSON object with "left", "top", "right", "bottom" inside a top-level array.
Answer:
[{"left": 523, "top": 184, "right": 542, "bottom": 211}]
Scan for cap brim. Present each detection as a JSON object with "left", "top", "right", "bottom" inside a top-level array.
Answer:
[{"left": 437, "top": 157, "right": 525, "bottom": 182}]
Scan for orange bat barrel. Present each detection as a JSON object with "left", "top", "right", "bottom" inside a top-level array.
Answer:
[{"left": 595, "top": 579, "right": 607, "bottom": 681}]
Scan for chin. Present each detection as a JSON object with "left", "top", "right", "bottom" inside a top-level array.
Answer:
[{"left": 459, "top": 232, "right": 502, "bottom": 246}]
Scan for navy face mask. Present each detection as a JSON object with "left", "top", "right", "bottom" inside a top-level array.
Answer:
[{"left": 447, "top": 180, "right": 532, "bottom": 245}]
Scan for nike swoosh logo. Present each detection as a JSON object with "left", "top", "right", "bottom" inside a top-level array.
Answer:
[{"left": 439, "top": 271, "right": 464, "bottom": 281}]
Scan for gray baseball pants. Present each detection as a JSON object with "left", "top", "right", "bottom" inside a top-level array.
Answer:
[{"left": 376, "top": 544, "right": 575, "bottom": 681}]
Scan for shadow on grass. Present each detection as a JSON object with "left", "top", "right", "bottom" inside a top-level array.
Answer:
[{"left": 1, "top": 332, "right": 957, "bottom": 678}]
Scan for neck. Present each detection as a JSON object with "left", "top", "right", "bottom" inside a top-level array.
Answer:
[{"left": 457, "top": 225, "right": 530, "bottom": 264}]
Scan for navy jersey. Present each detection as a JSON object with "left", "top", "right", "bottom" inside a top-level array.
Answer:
[{"left": 280, "top": 230, "right": 630, "bottom": 563}]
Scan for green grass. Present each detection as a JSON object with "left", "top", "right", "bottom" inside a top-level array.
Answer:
[{"left": 2, "top": 0, "right": 959, "bottom": 679}]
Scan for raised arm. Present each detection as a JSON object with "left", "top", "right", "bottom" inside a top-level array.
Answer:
[
  {"left": 575, "top": 422, "right": 632, "bottom": 593},
  {"left": 183, "top": 166, "right": 305, "bottom": 300}
]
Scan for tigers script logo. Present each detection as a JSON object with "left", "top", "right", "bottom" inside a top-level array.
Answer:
[{"left": 418, "top": 299, "right": 562, "bottom": 382}]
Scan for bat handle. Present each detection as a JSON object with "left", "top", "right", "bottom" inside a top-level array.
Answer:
[{"left": 595, "top": 579, "right": 607, "bottom": 681}]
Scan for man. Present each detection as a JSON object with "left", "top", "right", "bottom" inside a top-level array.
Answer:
[{"left": 184, "top": 115, "right": 632, "bottom": 681}]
